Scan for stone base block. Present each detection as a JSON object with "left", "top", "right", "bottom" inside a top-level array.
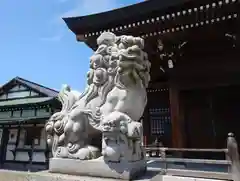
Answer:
[{"left": 49, "top": 157, "right": 147, "bottom": 180}]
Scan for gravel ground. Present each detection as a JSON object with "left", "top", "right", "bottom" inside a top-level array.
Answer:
[
  {"left": 0, "top": 169, "right": 162, "bottom": 181},
  {"left": 0, "top": 169, "right": 228, "bottom": 181}
]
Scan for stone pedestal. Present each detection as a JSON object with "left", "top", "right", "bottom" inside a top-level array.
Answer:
[{"left": 49, "top": 157, "right": 147, "bottom": 180}]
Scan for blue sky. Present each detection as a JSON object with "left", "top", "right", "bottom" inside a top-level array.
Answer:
[{"left": 0, "top": 0, "right": 143, "bottom": 92}]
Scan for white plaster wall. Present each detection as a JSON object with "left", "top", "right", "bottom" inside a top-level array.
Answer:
[
  {"left": 6, "top": 126, "right": 47, "bottom": 163},
  {"left": 33, "top": 128, "right": 47, "bottom": 162},
  {"left": 8, "top": 129, "right": 18, "bottom": 144},
  {"left": 32, "top": 152, "right": 46, "bottom": 162},
  {"left": 17, "top": 129, "right": 26, "bottom": 148},
  {"left": 5, "top": 144, "right": 15, "bottom": 160},
  {"left": 8, "top": 91, "right": 30, "bottom": 99},
  {"left": 5, "top": 129, "right": 18, "bottom": 160},
  {"left": 30, "top": 91, "right": 39, "bottom": 96},
  {"left": 19, "top": 85, "right": 27, "bottom": 90},
  {"left": 10, "top": 85, "right": 20, "bottom": 91},
  {"left": 15, "top": 127, "right": 47, "bottom": 162},
  {"left": 15, "top": 151, "right": 29, "bottom": 161}
]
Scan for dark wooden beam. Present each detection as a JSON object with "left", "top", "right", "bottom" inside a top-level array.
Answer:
[
  {"left": 76, "top": 34, "right": 86, "bottom": 42},
  {"left": 13, "top": 125, "right": 21, "bottom": 160},
  {"left": 169, "top": 84, "right": 185, "bottom": 148}
]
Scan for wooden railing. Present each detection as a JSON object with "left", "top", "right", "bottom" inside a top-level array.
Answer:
[{"left": 145, "top": 132, "right": 240, "bottom": 181}]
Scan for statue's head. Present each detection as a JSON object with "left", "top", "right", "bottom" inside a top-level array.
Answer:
[
  {"left": 82, "top": 32, "right": 151, "bottom": 107},
  {"left": 101, "top": 114, "right": 121, "bottom": 133},
  {"left": 93, "top": 32, "right": 151, "bottom": 89},
  {"left": 116, "top": 35, "right": 151, "bottom": 89},
  {"left": 101, "top": 112, "right": 132, "bottom": 135}
]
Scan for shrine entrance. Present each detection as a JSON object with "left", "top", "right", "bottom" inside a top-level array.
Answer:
[{"left": 182, "top": 85, "right": 240, "bottom": 157}]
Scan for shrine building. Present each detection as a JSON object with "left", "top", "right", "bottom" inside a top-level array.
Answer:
[
  {"left": 0, "top": 77, "right": 61, "bottom": 171},
  {"left": 63, "top": 0, "right": 239, "bottom": 150}
]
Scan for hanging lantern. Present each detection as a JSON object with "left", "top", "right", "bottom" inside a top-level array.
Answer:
[
  {"left": 168, "top": 59, "right": 174, "bottom": 68},
  {"left": 158, "top": 39, "right": 164, "bottom": 52}
]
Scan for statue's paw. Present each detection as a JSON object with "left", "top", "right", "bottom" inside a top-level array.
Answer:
[
  {"left": 72, "top": 146, "right": 101, "bottom": 160},
  {"left": 58, "top": 134, "right": 65, "bottom": 144},
  {"left": 46, "top": 135, "right": 53, "bottom": 146},
  {"left": 54, "top": 120, "right": 65, "bottom": 135},
  {"left": 74, "top": 147, "right": 92, "bottom": 160},
  {"left": 55, "top": 147, "right": 69, "bottom": 158},
  {"left": 45, "top": 121, "right": 54, "bottom": 133},
  {"left": 67, "top": 143, "right": 80, "bottom": 154}
]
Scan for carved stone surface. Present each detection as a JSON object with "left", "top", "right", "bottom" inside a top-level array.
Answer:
[
  {"left": 45, "top": 32, "right": 151, "bottom": 180},
  {"left": 49, "top": 157, "right": 147, "bottom": 180}
]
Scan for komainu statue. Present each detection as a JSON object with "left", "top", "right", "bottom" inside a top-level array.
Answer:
[{"left": 45, "top": 32, "right": 151, "bottom": 179}]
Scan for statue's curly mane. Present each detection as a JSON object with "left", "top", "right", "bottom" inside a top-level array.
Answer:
[{"left": 59, "top": 32, "right": 151, "bottom": 113}]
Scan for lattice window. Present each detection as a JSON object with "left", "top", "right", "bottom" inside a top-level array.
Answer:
[
  {"left": 22, "top": 109, "right": 35, "bottom": 117},
  {"left": 149, "top": 108, "right": 171, "bottom": 135},
  {"left": 36, "top": 108, "right": 50, "bottom": 117},
  {"left": 0, "top": 111, "right": 12, "bottom": 118},
  {"left": 12, "top": 110, "right": 21, "bottom": 117}
]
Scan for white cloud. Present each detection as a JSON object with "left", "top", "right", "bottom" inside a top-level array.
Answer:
[{"left": 61, "top": 0, "right": 118, "bottom": 18}]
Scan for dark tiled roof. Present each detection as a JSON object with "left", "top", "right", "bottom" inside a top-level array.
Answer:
[
  {"left": 63, "top": 0, "right": 190, "bottom": 35},
  {"left": 0, "top": 76, "right": 59, "bottom": 97}
]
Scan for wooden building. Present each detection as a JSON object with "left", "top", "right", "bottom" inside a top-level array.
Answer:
[
  {"left": 63, "top": 0, "right": 239, "bottom": 150},
  {"left": 0, "top": 77, "right": 61, "bottom": 171}
]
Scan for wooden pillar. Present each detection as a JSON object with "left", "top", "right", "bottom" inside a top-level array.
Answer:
[
  {"left": 142, "top": 100, "right": 151, "bottom": 146},
  {"left": 169, "top": 84, "right": 185, "bottom": 148},
  {"left": 13, "top": 124, "right": 21, "bottom": 160},
  {"left": 28, "top": 124, "right": 36, "bottom": 172},
  {"left": 0, "top": 127, "right": 9, "bottom": 167}
]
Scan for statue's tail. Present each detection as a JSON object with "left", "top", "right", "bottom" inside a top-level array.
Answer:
[{"left": 58, "top": 85, "right": 79, "bottom": 112}]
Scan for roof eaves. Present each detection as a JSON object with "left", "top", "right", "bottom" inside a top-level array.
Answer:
[
  {"left": 63, "top": 0, "right": 190, "bottom": 35},
  {"left": 0, "top": 115, "right": 51, "bottom": 125},
  {"left": 0, "top": 97, "right": 54, "bottom": 107}
]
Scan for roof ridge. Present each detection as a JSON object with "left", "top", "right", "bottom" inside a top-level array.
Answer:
[{"left": 15, "top": 76, "right": 59, "bottom": 93}]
